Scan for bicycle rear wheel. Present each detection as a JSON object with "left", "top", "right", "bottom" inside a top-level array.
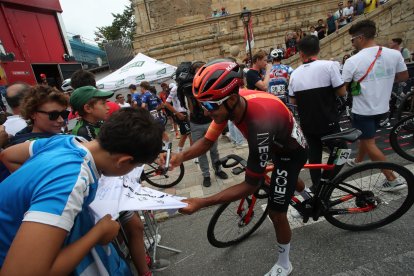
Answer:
[
  {"left": 389, "top": 115, "right": 414, "bottom": 162},
  {"left": 207, "top": 193, "right": 268, "bottom": 248},
  {"left": 396, "top": 91, "right": 414, "bottom": 120},
  {"left": 324, "top": 162, "right": 414, "bottom": 231},
  {"left": 141, "top": 163, "right": 185, "bottom": 189}
]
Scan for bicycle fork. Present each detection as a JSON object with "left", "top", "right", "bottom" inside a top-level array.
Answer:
[{"left": 237, "top": 196, "right": 257, "bottom": 225}]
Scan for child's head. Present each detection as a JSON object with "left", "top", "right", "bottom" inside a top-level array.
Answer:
[
  {"left": 139, "top": 81, "right": 150, "bottom": 93},
  {"left": 70, "top": 86, "right": 113, "bottom": 121},
  {"left": 97, "top": 107, "right": 164, "bottom": 176}
]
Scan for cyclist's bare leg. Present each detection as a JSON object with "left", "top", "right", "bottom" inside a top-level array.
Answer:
[
  {"left": 295, "top": 178, "right": 305, "bottom": 192},
  {"left": 122, "top": 214, "right": 150, "bottom": 275},
  {"left": 360, "top": 138, "right": 396, "bottom": 181},
  {"left": 267, "top": 210, "right": 291, "bottom": 244},
  {"left": 267, "top": 210, "right": 292, "bottom": 270}
]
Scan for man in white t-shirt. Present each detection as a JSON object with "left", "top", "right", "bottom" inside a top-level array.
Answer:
[
  {"left": 334, "top": 1, "right": 348, "bottom": 30},
  {"left": 3, "top": 82, "right": 30, "bottom": 136},
  {"left": 115, "top": 93, "right": 131, "bottom": 108},
  {"left": 342, "top": 20, "right": 409, "bottom": 191},
  {"left": 162, "top": 82, "right": 192, "bottom": 152},
  {"left": 344, "top": 0, "right": 354, "bottom": 23}
]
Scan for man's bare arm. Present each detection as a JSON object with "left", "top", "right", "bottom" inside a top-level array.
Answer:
[{"left": 0, "top": 142, "right": 31, "bottom": 172}]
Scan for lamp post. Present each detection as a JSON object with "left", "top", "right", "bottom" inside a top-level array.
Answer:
[{"left": 240, "top": 8, "right": 253, "bottom": 66}]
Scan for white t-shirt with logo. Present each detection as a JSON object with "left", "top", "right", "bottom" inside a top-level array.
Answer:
[
  {"left": 166, "top": 85, "right": 186, "bottom": 113},
  {"left": 342, "top": 46, "right": 407, "bottom": 115}
]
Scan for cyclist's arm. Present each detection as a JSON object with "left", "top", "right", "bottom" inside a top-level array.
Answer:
[
  {"left": 1, "top": 215, "right": 118, "bottom": 275},
  {"left": 181, "top": 181, "right": 259, "bottom": 214},
  {"left": 0, "top": 141, "right": 31, "bottom": 172}
]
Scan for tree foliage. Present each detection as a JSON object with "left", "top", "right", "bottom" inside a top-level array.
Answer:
[{"left": 94, "top": 0, "right": 136, "bottom": 47}]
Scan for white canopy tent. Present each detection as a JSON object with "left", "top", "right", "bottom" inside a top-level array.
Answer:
[{"left": 96, "top": 53, "right": 176, "bottom": 91}]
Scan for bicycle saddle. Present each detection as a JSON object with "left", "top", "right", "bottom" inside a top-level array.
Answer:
[{"left": 321, "top": 128, "right": 362, "bottom": 143}]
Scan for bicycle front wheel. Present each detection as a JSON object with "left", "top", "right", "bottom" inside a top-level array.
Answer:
[
  {"left": 141, "top": 163, "right": 185, "bottom": 189},
  {"left": 324, "top": 162, "right": 414, "bottom": 231},
  {"left": 207, "top": 194, "right": 268, "bottom": 248},
  {"left": 390, "top": 115, "right": 414, "bottom": 162}
]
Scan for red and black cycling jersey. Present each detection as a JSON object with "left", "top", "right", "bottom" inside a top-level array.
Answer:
[{"left": 205, "top": 89, "right": 306, "bottom": 186}]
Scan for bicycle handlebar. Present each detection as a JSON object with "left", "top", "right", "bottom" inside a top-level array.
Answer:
[{"left": 218, "top": 154, "right": 247, "bottom": 168}]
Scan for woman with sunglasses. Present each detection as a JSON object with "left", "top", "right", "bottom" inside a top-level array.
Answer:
[{"left": 9, "top": 85, "right": 68, "bottom": 145}]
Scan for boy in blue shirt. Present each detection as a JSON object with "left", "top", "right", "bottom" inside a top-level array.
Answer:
[{"left": 0, "top": 108, "right": 163, "bottom": 275}]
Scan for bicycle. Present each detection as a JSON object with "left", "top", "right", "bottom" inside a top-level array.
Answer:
[
  {"left": 140, "top": 143, "right": 185, "bottom": 189},
  {"left": 396, "top": 90, "right": 414, "bottom": 120},
  {"left": 207, "top": 128, "right": 414, "bottom": 248},
  {"left": 389, "top": 114, "right": 414, "bottom": 162}
]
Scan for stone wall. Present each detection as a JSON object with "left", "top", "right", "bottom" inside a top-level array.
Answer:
[
  {"left": 286, "top": 0, "right": 414, "bottom": 67},
  {"left": 132, "top": 0, "right": 341, "bottom": 65}
]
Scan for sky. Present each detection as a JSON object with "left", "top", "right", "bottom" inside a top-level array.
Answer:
[{"left": 60, "top": 0, "right": 130, "bottom": 44}]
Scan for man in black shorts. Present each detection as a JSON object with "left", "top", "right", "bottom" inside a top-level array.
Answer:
[{"left": 169, "top": 60, "right": 308, "bottom": 276}]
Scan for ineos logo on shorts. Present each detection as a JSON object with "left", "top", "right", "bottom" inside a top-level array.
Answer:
[
  {"left": 257, "top": 132, "right": 270, "bottom": 167},
  {"left": 273, "top": 169, "right": 288, "bottom": 205}
]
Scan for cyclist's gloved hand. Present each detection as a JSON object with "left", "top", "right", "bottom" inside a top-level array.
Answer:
[
  {"left": 94, "top": 214, "right": 120, "bottom": 245},
  {"left": 179, "top": 198, "right": 203, "bottom": 215}
]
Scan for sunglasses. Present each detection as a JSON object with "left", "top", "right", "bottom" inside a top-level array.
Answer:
[
  {"left": 37, "top": 110, "right": 70, "bottom": 120},
  {"left": 200, "top": 95, "right": 231, "bottom": 112},
  {"left": 351, "top": 35, "right": 363, "bottom": 43}
]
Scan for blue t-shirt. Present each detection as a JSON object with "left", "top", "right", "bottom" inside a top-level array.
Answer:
[
  {"left": 141, "top": 91, "right": 161, "bottom": 111},
  {"left": 268, "top": 64, "right": 294, "bottom": 99},
  {"left": 132, "top": 93, "right": 142, "bottom": 106},
  {"left": 0, "top": 135, "right": 131, "bottom": 275}
]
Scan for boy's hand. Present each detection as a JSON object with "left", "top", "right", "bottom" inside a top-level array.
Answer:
[
  {"left": 95, "top": 214, "right": 120, "bottom": 245},
  {"left": 179, "top": 198, "right": 204, "bottom": 215}
]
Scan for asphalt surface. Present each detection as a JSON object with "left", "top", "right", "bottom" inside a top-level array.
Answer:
[{"left": 155, "top": 184, "right": 414, "bottom": 276}]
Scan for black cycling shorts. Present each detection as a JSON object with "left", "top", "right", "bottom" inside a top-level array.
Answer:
[
  {"left": 268, "top": 146, "right": 308, "bottom": 212},
  {"left": 176, "top": 112, "right": 191, "bottom": 135}
]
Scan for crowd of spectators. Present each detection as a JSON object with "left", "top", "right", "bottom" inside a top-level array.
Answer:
[
  {"left": 281, "top": 0, "right": 389, "bottom": 59},
  {"left": 211, "top": 7, "right": 229, "bottom": 18}
]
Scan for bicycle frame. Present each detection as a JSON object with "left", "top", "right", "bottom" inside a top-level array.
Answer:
[{"left": 237, "top": 145, "right": 375, "bottom": 225}]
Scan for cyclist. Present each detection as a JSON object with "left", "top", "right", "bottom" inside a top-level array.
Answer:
[
  {"left": 268, "top": 48, "right": 294, "bottom": 102},
  {"left": 169, "top": 60, "right": 308, "bottom": 276}
]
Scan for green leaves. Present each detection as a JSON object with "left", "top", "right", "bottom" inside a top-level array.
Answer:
[{"left": 94, "top": 0, "right": 136, "bottom": 48}]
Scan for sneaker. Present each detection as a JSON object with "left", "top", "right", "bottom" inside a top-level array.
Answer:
[
  {"left": 346, "top": 158, "right": 358, "bottom": 167},
  {"left": 170, "top": 128, "right": 175, "bottom": 132},
  {"left": 290, "top": 208, "right": 303, "bottom": 219},
  {"left": 215, "top": 170, "right": 228, "bottom": 180},
  {"left": 235, "top": 143, "right": 248, "bottom": 149},
  {"left": 193, "top": 158, "right": 199, "bottom": 164},
  {"left": 379, "top": 178, "right": 407, "bottom": 192},
  {"left": 150, "top": 258, "right": 170, "bottom": 272},
  {"left": 264, "top": 262, "right": 293, "bottom": 276},
  {"left": 203, "top": 176, "right": 211, "bottom": 187}
]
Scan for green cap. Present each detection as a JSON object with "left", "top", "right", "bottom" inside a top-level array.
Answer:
[{"left": 70, "top": 86, "right": 114, "bottom": 112}]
